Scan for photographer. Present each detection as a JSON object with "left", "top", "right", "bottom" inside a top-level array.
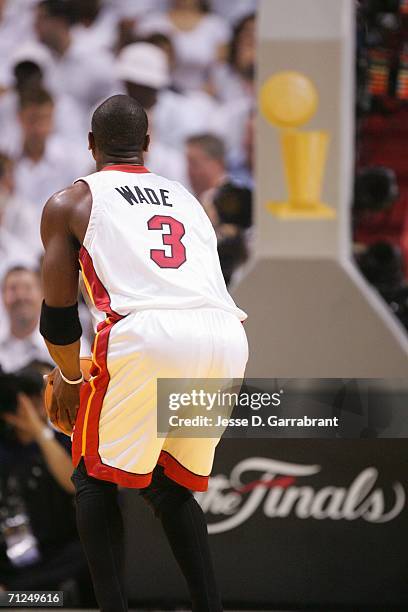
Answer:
[
  {"left": 0, "top": 364, "right": 94, "bottom": 605},
  {"left": 202, "top": 181, "right": 252, "bottom": 284}
]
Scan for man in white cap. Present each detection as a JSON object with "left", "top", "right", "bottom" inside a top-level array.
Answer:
[
  {"left": 116, "top": 42, "right": 218, "bottom": 153},
  {"left": 116, "top": 42, "right": 191, "bottom": 185}
]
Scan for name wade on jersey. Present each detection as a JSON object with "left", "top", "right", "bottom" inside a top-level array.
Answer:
[{"left": 115, "top": 184, "right": 173, "bottom": 207}]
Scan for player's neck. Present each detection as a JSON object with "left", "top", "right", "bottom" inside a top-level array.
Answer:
[{"left": 97, "top": 153, "right": 145, "bottom": 171}]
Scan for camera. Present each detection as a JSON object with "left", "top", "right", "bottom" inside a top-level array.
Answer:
[{"left": 0, "top": 368, "right": 44, "bottom": 442}]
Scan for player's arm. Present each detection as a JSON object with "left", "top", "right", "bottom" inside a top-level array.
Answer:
[
  {"left": 40, "top": 185, "right": 88, "bottom": 434},
  {"left": 40, "top": 187, "right": 82, "bottom": 380}
]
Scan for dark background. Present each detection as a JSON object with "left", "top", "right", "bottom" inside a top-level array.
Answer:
[{"left": 124, "top": 439, "right": 408, "bottom": 609}]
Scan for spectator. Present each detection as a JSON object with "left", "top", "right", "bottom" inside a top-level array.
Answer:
[
  {"left": 113, "top": 0, "right": 170, "bottom": 51},
  {"left": 213, "top": 182, "right": 252, "bottom": 230},
  {"left": 0, "top": 42, "right": 86, "bottom": 158},
  {"left": 0, "top": 364, "right": 95, "bottom": 605},
  {"left": 13, "top": 88, "right": 90, "bottom": 211},
  {"left": 0, "top": 156, "right": 39, "bottom": 339},
  {"left": 208, "top": 15, "right": 256, "bottom": 159},
  {"left": 0, "top": 224, "right": 37, "bottom": 341},
  {"left": 201, "top": 185, "right": 249, "bottom": 285},
  {"left": 217, "top": 229, "right": 248, "bottom": 285},
  {"left": 0, "top": 266, "right": 49, "bottom": 372},
  {"left": 145, "top": 32, "right": 178, "bottom": 73},
  {"left": 0, "top": 262, "right": 93, "bottom": 372},
  {"left": 116, "top": 42, "right": 189, "bottom": 184},
  {"left": 70, "top": 0, "right": 118, "bottom": 53},
  {"left": 186, "top": 133, "right": 227, "bottom": 198},
  {"left": 116, "top": 42, "right": 217, "bottom": 152},
  {"left": 0, "top": 153, "right": 42, "bottom": 256},
  {"left": 211, "top": 13, "right": 256, "bottom": 103},
  {"left": 137, "top": 0, "right": 231, "bottom": 92},
  {"left": 34, "top": 0, "right": 117, "bottom": 113},
  {"left": 116, "top": 42, "right": 170, "bottom": 115},
  {"left": 0, "top": 0, "right": 35, "bottom": 89}
]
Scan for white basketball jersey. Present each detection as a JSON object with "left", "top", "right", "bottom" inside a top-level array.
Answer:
[{"left": 76, "top": 165, "right": 247, "bottom": 321}]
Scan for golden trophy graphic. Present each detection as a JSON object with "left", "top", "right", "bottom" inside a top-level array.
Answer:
[{"left": 260, "top": 71, "right": 335, "bottom": 219}]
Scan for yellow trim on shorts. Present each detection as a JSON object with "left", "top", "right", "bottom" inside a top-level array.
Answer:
[{"left": 81, "top": 331, "right": 100, "bottom": 456}]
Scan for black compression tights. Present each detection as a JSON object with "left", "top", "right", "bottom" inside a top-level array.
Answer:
[{"left": 71, "top": 460, "right": 222, "bottom": 612}]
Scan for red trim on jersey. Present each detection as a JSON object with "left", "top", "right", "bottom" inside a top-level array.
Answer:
[
  {"left": 101, "top": 164, "right": 150, "bottom": 173},
  {"left": 158, "top": 451, "right": 210, "bottom": 492},
  {"left": 79, "top": 246, "right": 122, "bottom": 319}
]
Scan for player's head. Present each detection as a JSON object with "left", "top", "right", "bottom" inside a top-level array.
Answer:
[{"left": 89, "top": 95, "right": 150, "bottom": 167}]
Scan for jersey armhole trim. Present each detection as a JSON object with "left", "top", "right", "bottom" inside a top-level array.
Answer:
[{"left": 75, "top": 178, "right": 97, "bottom": 251}]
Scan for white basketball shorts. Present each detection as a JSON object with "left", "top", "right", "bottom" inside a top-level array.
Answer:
[{"left": 72, "top": 308, "right": 248, "bottom": 491}]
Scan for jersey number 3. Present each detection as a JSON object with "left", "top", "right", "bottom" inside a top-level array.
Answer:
[{"left": 148, "top": 215, "right": 187, "bottom": 269}]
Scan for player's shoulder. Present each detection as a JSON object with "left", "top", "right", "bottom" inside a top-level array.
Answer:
[
  {"left": 42, "top": 181, "right": 92, "bottom": 227},
  {"left": 44, "top": 181, "right": 91, "bottom": 210}
]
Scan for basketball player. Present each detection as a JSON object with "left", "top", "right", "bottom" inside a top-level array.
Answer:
[{"left": 40, "top": 95, "right": 248, "bottom": 612}]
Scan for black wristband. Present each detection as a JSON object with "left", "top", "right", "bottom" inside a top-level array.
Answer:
[{"left": 40, "top": 300, "right": 82, "bottom": 345}]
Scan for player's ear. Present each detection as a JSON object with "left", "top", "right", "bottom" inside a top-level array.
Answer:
[
  {"left": 88, "top": 132, "right": 95, "bottom": 155},
  {"left": 144, "top": 134, "right": 150, "bottom": 153}
]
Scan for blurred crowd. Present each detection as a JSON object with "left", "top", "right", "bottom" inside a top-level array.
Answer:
[
  {"left": 0, "top": 0, "right": 255, "bottom": 602},
  {"left": 0, "top": 0, "right": 256, "bottom": 368},
  {"left": 0, "top": 0, "right": 407, "bottom": 604},
  {"left": 354, "top": 0, "right": 408, "bottom": 331}
]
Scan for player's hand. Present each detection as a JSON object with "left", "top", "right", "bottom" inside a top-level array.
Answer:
[{"left": 45, "top": 368, "right": 81, "bottom": 435}]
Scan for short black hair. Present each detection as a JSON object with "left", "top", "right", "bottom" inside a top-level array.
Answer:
[
  {"left": 38, "top": 0, "right": 76, "bottom": 24},
  {"left": 229, "top": 13, "right": 256, "bottom": 68},
  {"left": 70, "top": 0, "right": 101, "bottom": 23},
  {"left": 91, "top": 94, "right": 149, "bottom": 155},
  {"left": 14, "top": 61, "right": 43, "bottom": 88}
]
